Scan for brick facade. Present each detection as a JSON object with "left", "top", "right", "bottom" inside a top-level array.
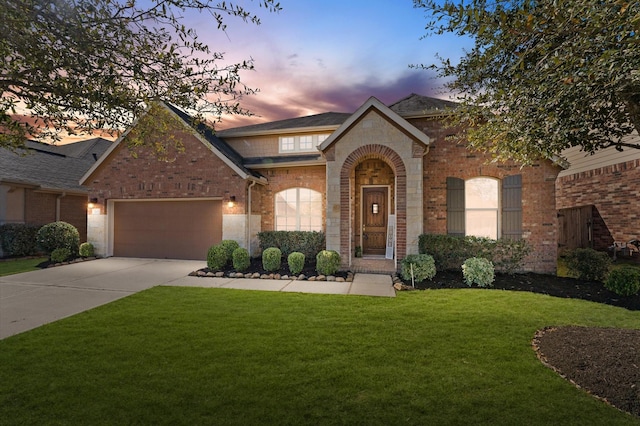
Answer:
[
  {"left": 417, "top": 118, "right": 562, "bottom": 273},
  {"left": 24, "top": 190, "right": 88, "bottom": 242},
  {"left": 254, "top": 165, "right": 326, "bottom": 231},
  {"left": 557, "top": 159, "right": 640, "bottom": 246}
]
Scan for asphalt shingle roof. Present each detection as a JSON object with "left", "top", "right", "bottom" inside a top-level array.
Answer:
[
  {"left": 0, "top": 138, "right": 112, "bottom": 192},
  {"left": 216, "top": 112, "right": 352, "bottom": 137},
  {"left": 388, "top": 93, "right": 459, "bottom": 116}
]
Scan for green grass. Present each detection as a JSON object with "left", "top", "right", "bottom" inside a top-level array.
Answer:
[
  {"left": 1, "top": 288, "right": 640, "bottom": 425},
  {"left": 0, "top": 257, "right": 47, "bottom": 276}
]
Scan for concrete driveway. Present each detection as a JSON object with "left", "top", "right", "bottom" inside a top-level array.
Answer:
[{"left": 0, "top": 257, "right": 204, "bottom": 339}]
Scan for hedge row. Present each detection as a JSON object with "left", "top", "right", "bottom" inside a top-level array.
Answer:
[
  {"left": 418, "top": 234, "right": 531, "bottom": 274},
  {"left": 0, "top": 224, "right": 42, "bottom": 257},
  {"left": 257, "top": 231, "right": 325, "bottom": 259}
]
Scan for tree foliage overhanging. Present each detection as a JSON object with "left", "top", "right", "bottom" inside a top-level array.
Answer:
[
  {"left": 414, "top": 0, "right": 640, "bottom": 164},
  {"left": 0, "top": 0, "right": 281, "bottom": 149}
]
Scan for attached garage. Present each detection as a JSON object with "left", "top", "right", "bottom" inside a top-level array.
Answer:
[{"left": 112, "top": 199, "right": 222, "bottom": 260}]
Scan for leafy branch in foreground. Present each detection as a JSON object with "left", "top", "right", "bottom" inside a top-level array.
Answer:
[
  {"left": 414, "top": 0, "right": 640, "bottom": 164},
  {"left": 0, "top": 0, "right": 281, "bottom": 149}
]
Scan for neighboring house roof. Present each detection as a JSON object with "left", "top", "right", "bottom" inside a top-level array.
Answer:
[
  {"left": 0, "top": 138, "right": 112, "bottom": 194},
  {"left": 318, "top": 96, "right": 432, "bottom": 152}
]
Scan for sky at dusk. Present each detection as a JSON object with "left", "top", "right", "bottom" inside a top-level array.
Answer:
[{"left": 202, "top": 0, "right": 472, "bottom": 129}]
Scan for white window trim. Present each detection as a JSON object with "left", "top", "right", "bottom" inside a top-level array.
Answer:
[
  {"left": 279, "top": 134, "right": 331, "bottom": 153},
  {"left": 274, "top": 188, "right": 323, "bottom": 231},
  {"left": 464, "top": 177, "right": 501, "bottom": 239}
]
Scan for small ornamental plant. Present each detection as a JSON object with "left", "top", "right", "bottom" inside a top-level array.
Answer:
[
  {"left": 401, "top": 254, "right": 436, "bottom": 283},
  {"left": 207, "top": 244, "right": 228, "bottom": 270},
  {"left": 79, "top": 242, "right": 95, "bottom": 258},
  {"left": 462, "top": 257, "right": 495, "bottom": 287},
  {"left": 50, "top": 247, "right": 71, "bottom": 263},
  {"left": 316, "top": 250, "right": 341, "bottom": 276},
  {"left": 220, "top": 240, "right": 240, "bottom": 264},
  {"left": 287, "top": 251, "right": 305, "bottom": 275},
  {"left": 232, "top": 247, "right": 251, "bottom": 272},
  {"left": 262, "top": 247, "right": 282, "bottom": 272},
  {"left": 605, "top": 266, "right": 640, "bottom": 296},
  {"left": 37, "top": 221, "right": 80, "bottom": 255}
]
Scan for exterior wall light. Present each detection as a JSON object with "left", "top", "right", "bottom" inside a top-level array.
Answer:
[
  {"left": 227, "top": 195, "right": 236, "bottom": 208},
  {"left": 88, "top": 197, "right": 98, "bottom": 209}
]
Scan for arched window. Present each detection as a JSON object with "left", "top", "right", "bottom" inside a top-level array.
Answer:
[
  {"left": 465, "top": 177, "right": 499, "bottom": 239},
  {"left": 275, "top": 188, "right": 322, "bottom": 231},
  {"left": 446, "top": 175, "right": 522, "bottom": 240}
]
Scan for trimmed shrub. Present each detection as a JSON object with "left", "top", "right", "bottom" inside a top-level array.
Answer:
[
  {"left": 418, "top": 234, "right": 530, "bottom": 273},
  {"left": 220, "top": 240, "right": 240, "bottom": 263},
  {"left": 79, "top": 242, "right": 95, "bottom": 258},
  {"left": 316, "top": 250, "right": 341, "bottom": 275},
  {"left": 50, "top": 247, "right": 71, "bottom": 263},
  {"left": 565, "top": 248, "right": 611, "bottom": 282},
  {"left": 262, "top": 247, "right": 282, "bottom": 272},
  {"left": 0, "top": 223, "right": 41, "bottom": 257},
  {"left": 401, "top": 254, "right": 436, "bottom": 282},
  {"left": 232, "top": 247, "right": 251, "bottom": 272},
  {"left": 288, "top": 252, "right": 305, "bottom": 275},
  {"left": 258, "top": 231, "right": 325, "bottom": 259},
  {"left": 462, "top": 257, "right": 495, "bottom": 287},
  {"left": 207, "top": 244, "right": 228, "bottom": 270},
  {"left": 605, "top": 266, "right": 640, "bottom": 296},
  {"left": 36, "top": 221, "right": 79, "bottom": 255}
]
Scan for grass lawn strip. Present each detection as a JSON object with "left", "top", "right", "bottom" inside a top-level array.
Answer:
[
  {"left": 1, "top": 287, "right": 639, "bottom": 425},
  {"left": 0, "top": 257, "right": 47, "bottom": 277}
]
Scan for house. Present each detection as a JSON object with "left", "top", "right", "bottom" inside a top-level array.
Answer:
[
  {"left": 81, "top": 94, "right": 562, "bottom": 273},
  {"left": 0, "top": 138, "right": 112, "bottom": 256},
  {"left": 556, "top": 132, "right": 640, "bottom": 252}
]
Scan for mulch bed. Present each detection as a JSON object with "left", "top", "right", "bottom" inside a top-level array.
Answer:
[{"left": 406, "top": 270, "right": 640, "bottom": 418}]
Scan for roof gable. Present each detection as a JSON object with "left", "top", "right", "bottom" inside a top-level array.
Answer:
[
  {"left": 318, "top": 97, "right": 431, "bottom": 152},
  {"left": 388, "top": 93, "right": 458, "bottom": 117},
  {"left": 81, "top": 102, "right": 265, "bottom": 185}
]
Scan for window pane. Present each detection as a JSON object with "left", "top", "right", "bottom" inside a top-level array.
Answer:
[
  {"left": 466, "top": 178, "right": 498, "bottom": 208},
  {"left": 281, "top": 137, "right": 295, "bottom": 151},
  {"left": 299, "top": 136, "right": 313, "bottom": 150},
  {"left": 274, "top": 188, "right": 322, "bottom": 231},
  {"left": 466, "top": 210, "right": 498, "bottom": 239}
]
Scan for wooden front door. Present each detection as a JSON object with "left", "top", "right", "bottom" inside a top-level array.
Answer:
[{"left": 362, "top": 187, "right": 388, "bottom": 255}]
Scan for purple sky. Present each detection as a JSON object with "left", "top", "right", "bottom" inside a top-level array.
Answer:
[{"left": 198, "top": 0, "right": 471, "bottom": 129}]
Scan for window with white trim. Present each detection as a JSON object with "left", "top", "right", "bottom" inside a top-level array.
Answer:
[
  {"left": 278, "top": 134, "right": 331, "bottom": 153},
  {"left": 275, "top": 188, "right": 323, "bottom": 231},
  {"left": 465, "top": 177, "right": 499, "bottom": 239}
]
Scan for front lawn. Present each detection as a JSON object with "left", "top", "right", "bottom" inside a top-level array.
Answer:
[
  {"left": 1, "top": 287, "right": 639, "bottom": 425},
  {"left": 0, "top": 257, "right": 47, "bottom": 276}
]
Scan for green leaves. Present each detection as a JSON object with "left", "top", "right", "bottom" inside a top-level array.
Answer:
[
  {"left": 415, "top": 0, "right": 640, "bottom": 164},
  {"left": 0, "top": 0, "right": 281, "bottom": 149}
]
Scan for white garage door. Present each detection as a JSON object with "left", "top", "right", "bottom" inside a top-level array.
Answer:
[{"left": 113, "top": 200, "right": 222, "bottom": 260}]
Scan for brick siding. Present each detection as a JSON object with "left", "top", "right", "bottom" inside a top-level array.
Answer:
[
  {"left": 24, "top": 190, "right": 88, "bottom": 242},
  {"left": 557, "top": 159, "right": 640, "bottom": 246}
]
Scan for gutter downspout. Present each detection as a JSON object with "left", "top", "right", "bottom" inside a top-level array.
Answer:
[
  {"left": 56, "top": 192, "right": 67, "bottom": 221},
  {"left": 246, "top": 181, "right": 257, "bottom": 254}
]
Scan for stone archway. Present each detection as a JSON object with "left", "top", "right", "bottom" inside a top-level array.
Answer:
[{"left": 340, "top": 144, "right": 407, "bottom": 264}]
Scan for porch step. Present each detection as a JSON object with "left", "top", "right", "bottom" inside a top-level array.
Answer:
[{"left": 350, "top": 257, "right": 397, "bottom": 274}]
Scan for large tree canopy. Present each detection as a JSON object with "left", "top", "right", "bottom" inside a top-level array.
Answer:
[
  {"left": 0, "top": 0, "right": 280, "bottom": 149},
  {"left": 414, "top": 0, "right": 640, "bottom": 164}
]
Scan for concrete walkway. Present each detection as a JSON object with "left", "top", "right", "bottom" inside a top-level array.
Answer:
[{"left": 0, "top": 258, "right": 394, "bottom": 339}]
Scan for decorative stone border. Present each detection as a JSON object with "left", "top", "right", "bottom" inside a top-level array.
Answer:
[{"left": 189, "top": 269, "right": 355, "bottom": 282}]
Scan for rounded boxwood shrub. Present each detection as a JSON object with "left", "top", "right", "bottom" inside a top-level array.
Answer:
[
  {"left": 232, "top": 247, "right": 251, "bottom": 272},
  {"left": 220, "top": 240, "right": 240, "bottom": 264},
  {"left": 462, "top": 257, "right": 495, "bottom": 287},
  {"left": 50, "top": 247, "right": 71, "bottom": 263},
  {"left": 207, "top": 244, "right": 228, "bottom": 270},
  {"left": 565, "top": 248, "right": 611, "bottom": 282},
  {"left": 401, "top": 254, "right": 436, "bottom": 282},
  {"left": 79, "top": 242, "right": 95, "bottom": 258},
  {"left": 605, "top": 266, "right": 640, "bottom": 296},
  {"left": 37, "top": 221, "right": 79, "bottom": 255},
  {"left": 316, "top": 250, "right": 341, "bottom": 275},
  {"left": 288, "top": 251, "right": 305, "bottom": 275},
  {"left": 262, "top": 247, "right": 282, "bottom": 272}
]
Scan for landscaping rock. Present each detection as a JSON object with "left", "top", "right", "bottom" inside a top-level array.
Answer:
[
  {"left": 317, "top": 275, "right": 326, "bottom": 281},
  {"left": 206, "top": 271, "right": 216, "bottom": 277},
  {"left": 298, "top": 274, "right": 306, "bottom": 281},
  {"left": 327, "top": 275, "right": 336, "bottom": 282},
  {"left": 251, "top": 272, "right": 260, "bottom": 279},
  {"left": 215, "top": 272, "right": 225, "bottom": 277},
  {"left": 281, "top": 275, "right": 289, "bottom": 280},
  {"left": 336, "top": 277, "right": 345, "bottom": 282},
  {"left": 393, "top": 282, "right": 415, "bottom": 291},
  {"left": 196, "top": 270, "right": 206, "bottom": 277},
  {"left": 308, "top": 276, "right": 316, "bottom": 281}
]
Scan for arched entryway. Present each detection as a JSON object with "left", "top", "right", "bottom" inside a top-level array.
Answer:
[{"left": 340, "top": 144, "right": 407, "bottom": 267}]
